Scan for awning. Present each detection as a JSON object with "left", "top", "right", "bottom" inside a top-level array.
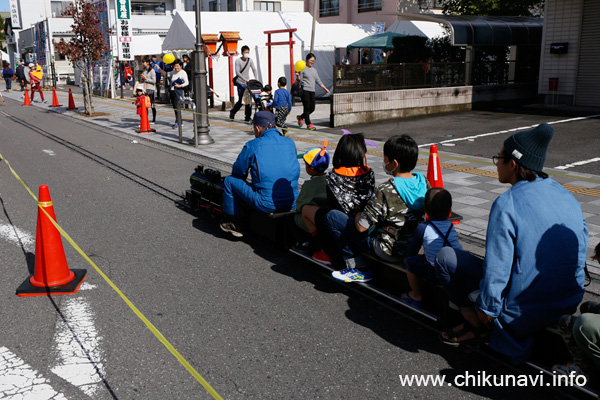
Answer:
[
  {"left": 393, "top": 14, "right": 543, "bottom": 46},
  {"left": 347, "top": 32, "right": 406, "bottom": 52}
]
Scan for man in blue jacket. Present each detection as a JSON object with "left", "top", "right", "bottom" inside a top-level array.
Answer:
[
  {"left": 220, "top": 111, "right": 300, "bottom": 237},
  {"left": 435, "top": 122, "right": 588, "bottom": 364}
]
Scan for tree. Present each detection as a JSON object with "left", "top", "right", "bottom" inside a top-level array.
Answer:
[
  {"left": 0, "top": 17, "right": 6, "bottom": 52},
  {"left": 440, "top": 0, "right": 544, "bottom": 17},
  {"left": 54, "top": 0, "right": 110, "bottom": 115}
]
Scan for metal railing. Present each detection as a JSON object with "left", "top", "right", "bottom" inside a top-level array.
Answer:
[
  {"left": 333, "top": 61, "right": 537, "bottom": 93},
  {"left": 357, "top": 0, "right": 382, "bottom": 12},
  {"left": 320, "top": 6, "right": 340, "bottom": 17}
]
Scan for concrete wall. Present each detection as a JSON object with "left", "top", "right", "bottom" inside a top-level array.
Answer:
[
  {"left": 331, "top": 84, "right": 538, "bottom": 127},
  {"left": 538, "top": 0, "right": 583, "bottom": 103},
  {"left": 305, "top": 0, "right": 399, "bottom": 27}
]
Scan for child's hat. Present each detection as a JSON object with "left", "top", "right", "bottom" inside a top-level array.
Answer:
[
  {"left": 135, "top": 86, "right": 145, "bottom": 93},
  {"left": 301, "top": 141, "right": 329, "bottom": 171}
]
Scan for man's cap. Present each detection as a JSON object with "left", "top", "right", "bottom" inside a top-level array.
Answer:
[
  {"left": 252, "top": 111, "right": 276, "bottom": 128},
  {"left": 299, "top": 141, "right": 329, "bottom": 171},
  {"left": 503, "top": 122, "right": 554, "bottom": 171}
]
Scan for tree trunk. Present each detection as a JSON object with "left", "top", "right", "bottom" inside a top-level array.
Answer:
[{"left": 82, "top": 63, "right": 94, "bottom": 115}]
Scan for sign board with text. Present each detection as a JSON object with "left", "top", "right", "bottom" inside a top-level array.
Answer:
[{"left": 116, "top": 0, "right": 133, "bottom": 60}]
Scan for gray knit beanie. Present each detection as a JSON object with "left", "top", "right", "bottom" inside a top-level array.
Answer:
[{"left": 503, "top": 122, "right": 554, "bottom": 171}]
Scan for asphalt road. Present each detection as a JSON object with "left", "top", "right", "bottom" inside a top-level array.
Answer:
[
  {"left": 323, "top": 106, "right": 600, "bottom": 176},
  {"left": 0, "top": 101, "right": 582, "bottom": 399}
]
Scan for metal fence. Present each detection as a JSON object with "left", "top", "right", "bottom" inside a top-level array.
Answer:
[{"left": 333, "top": 61, "right": 537, "bottom": 93}]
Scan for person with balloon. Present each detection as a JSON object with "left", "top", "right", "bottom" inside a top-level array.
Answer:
[
  {"left": 156, "top": 54, "right": 189, "bottom": 129},
  {"left": 295, "top": 53, "right": 330, "bottom": 131}
]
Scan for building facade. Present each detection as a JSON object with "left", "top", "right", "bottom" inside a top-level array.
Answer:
[
  {"left": 305, "top": 0, "right": 442, "bottom": 27},
  {"left": 538, "top": 0, "right": 600, "bottom": 107}
]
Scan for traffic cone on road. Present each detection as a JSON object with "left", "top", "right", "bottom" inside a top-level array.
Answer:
[
  {"left": 426, "top": 144, "right": 444, "bottom": 188},
  {"left": 16, "top": 185, "right": 86, "bottom": 297},
  {"left": 135, "top": 102, "right": 156, "bottom": 134},
  {"left": 49, "top": 87, "right": 62, "bottom": 107},
  {"left": 22, "top": 89, "right": 32, "bottom": 106},
  {"left": 66, "top": 88, "right": 78, "bottom": 110}
]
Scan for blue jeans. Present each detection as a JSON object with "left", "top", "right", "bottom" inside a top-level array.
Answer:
[
  {"left": 405, "top": 255, "right": 438, "bottom": 284},
  {"left": 223, "top": 176, "right": 273, "bottom": 216},
  {"left": 434, "top": 247, "right": 484, "bottom": 308},
  {"left": 230, "top": 83, "right": 251, "bottom": 121},
  {"left": 4, "top": 78, "right": 11, "bottom": 90},
  {"left": 325, "top": 209, "right": 374, "bottom": 269}
]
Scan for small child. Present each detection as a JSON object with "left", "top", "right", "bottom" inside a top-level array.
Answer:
[
  {"left": 294, "top": 142, "right": 330, "bottom": 233},
  {"left": 273, "top": 77, "right": 292, "bottom": 136},
  {"left": 324, "top": 134, "right": 429, "bottom": 283},
  {"left": 133, "top": 87, "right": 151, "bottom": 117},
  {"left": 402, "top": 187, "right": 462, "bottom": 307},
  {"left": 302, "top": 133, "right": 375, "bottom": 266},
  {"left": 260, "top": 84, "right": 273, "bottom": 111}
]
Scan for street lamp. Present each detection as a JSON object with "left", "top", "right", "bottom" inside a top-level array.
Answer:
[{"left": 193, "top": 0, "right": 214, "bottom": 145}]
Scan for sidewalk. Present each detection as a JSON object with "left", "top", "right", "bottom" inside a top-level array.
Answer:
[{"left": 3, "top": 87, "right": 600, "bottom": 277}]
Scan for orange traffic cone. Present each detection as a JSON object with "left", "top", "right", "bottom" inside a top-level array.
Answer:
[
  {"left": 66, "top": 88, "right": 77, "bottom": 110},
  {"left": 22, "top": 89, "right": 32, "bottom": 106},
  {"left": 16, "top": 185, "right": 86, "bottom": 297},
  {"left": 426, "top": 144, "right": 444, "bottom": 188},
  {"left": 135, "top": 102, "right": 156, "bottom": 133},
  {"left": 49, "top": 87, "right": 62, "bottom": 107}
]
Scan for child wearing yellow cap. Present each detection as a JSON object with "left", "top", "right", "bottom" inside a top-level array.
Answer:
[{"left": 294, "top": 142, "right": 330, "bottom": 234}]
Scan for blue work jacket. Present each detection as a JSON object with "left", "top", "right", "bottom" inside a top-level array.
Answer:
[{"left": 232, "top": 128, "right": 300, "bottom": 212}]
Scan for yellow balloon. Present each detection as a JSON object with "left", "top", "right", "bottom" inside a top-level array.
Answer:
[
  {"left": 294, "top": 60, "right": 306, "bottom": 73},
  {"left": 163, "top": 53, "right": 175, "bottom": 64}
]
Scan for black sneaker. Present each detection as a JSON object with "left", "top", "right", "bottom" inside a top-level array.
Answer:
[
  {"left": 220, "top": 220, "right": 244, "bottom": 237},
  {"left": 229, "top": 111, "right": 235, "bottom": 120}
]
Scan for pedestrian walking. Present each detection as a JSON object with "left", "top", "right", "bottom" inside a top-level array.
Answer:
[
  {"left": 295, "top": 53, "right": 330, "bottom": 131},
  {"left": 150, "top": 55, "right": 162, "bottom": 100},
  {"left": 28, "top": 63, "right": 45, "bottom": 103},
  {"left": 2, "top": 63, "right": 13, "bottom": 92},
  {"left": 15, "top": 60, "right": 26, "bottom": 91},
  {"left": 229, "top": 45, "right": 258, "bottom": 122},
  {"left": 157, "top": 58, "right": 188, "bottom": 129}
]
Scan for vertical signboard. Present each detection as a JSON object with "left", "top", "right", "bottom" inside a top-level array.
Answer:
[
  {"left": 116, "top": 0, "right": 133, "bottom": 60},
  {"left": 9, "top": 0, "right": 22, "bottom": 29},
  {"left": 373, "top": 23, "right": 386, "bottom": 63}
]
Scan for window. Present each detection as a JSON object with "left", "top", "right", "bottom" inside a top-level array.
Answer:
[
  {"left": 419, "top": 0, "right": 442, "bottom": 10},
  {"left": 254, "top": 1, "right": 281, "bottom": 12},
  {"left": 131, "top": 2, "right": 167, "bottom": 15},
  {"left": 51, "top": 1, "right": 72, "bottom": 17},
  {"left": 320, "top": 0, "right": 339, "bottom": 17},
  {"left": 357, "top": 0, "right": 381, "bottom": 13}
]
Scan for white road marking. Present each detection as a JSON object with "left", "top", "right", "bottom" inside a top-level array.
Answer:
[
  {"left": 51, "top": 296, "right": 106, "bottom": 397},
  {"left": 0, "top": 346, "right": 68, "bottom": 399},
  {"left": 42, "top": 150, "right": 56, "bottom": 156},
  {"left": 0, "top": 221, "right": 34, "bottom": 252},
  {"left": 419, "top": 114, "right": 600, "bottom": 148},
  {"left": 555, "top": 157, "right": 600, "bottom": 170}
]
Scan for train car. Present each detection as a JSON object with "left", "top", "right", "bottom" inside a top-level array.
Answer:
[{"left": 185, "top": 164, "right": 599, "bottom": 398}]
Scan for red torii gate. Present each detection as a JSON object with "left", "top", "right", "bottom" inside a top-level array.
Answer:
[{"left": 264, "top": 28, "right": 297, "bottom": 88}]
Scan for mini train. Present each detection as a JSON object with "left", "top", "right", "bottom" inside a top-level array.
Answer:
[{"left": 185, "top": 163, "right": 599, "bottom": 398}]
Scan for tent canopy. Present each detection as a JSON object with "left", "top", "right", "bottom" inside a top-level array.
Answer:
[
  {"left": 386, "top": 20, "right": 446, "bottom": 40},
  {"left": 131, "top": 34, "right": 163, "bottom": 56},
  {"left": 347, "top": 32, "right": 406, "bottom": 52}
]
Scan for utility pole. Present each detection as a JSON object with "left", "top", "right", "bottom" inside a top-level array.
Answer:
[
  {"left": 193, "top": 0, "right": 214, "bottom": 144},
  {"left": 310, "top": 0, "right": 317, "bottom": 53}
]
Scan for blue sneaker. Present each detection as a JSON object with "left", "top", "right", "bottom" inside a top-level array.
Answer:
[
  {"left": 331, "top": 268, "right": 372, "bottom": 283},
  {"left": 172, "top": 123, "right": 178, "bottom": 129}
]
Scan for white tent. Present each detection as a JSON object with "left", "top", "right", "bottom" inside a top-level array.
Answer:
[
  {"left": 0, "top": 50, "right": 9, "bottom": 63},
  {"left": 131, "top": 34, "right": 163, "bottom": 57},
  {"left": 162, "top": 11, "right": 376, "bottom": 98},
  {"left": 386, "top": 19, "right": 447, "bottom": 40}
]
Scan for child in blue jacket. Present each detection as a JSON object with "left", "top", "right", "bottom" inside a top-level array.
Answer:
[{"left": 273, "top": 77, "right": 292, "bottom": 136}]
